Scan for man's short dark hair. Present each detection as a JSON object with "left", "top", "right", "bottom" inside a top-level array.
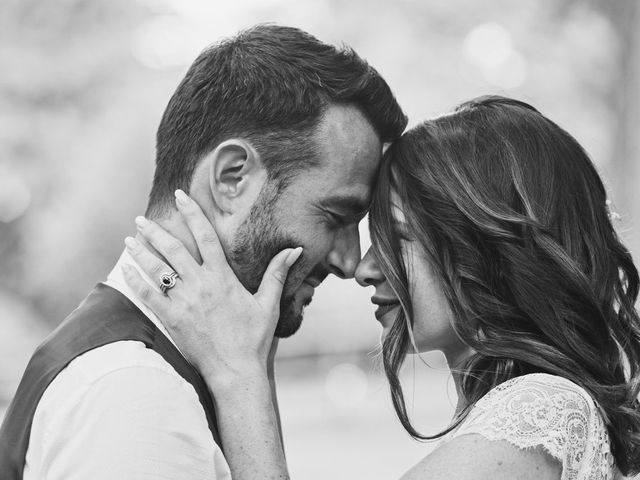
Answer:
[{"left": 146, "top": 24, "right": 407, "bottom": 217}]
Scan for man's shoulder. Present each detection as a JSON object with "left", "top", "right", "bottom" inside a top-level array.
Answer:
[
  {"left": 27, "top": 342, "right": 228, "bottom": 480},
  {"left": 30, "top": 283, "right": 210, "bottom": 420},
  {"left": 36, "top": 340, "right": 207, "bottom": 428},
  {"left": 28, "top": 284, "right": 217, "bottom": 438},
  {"left": 31, "top": 283, "right": 177, "bottom": 385},
  {"left": 59, "top": 340, "right": 182, "bottom": 386}
]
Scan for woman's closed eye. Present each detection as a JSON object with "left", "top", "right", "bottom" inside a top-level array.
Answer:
[
  {"left": 393, "top": 221, "right": 413, "bottom": 242},
  {"left": 397, "top": 231, "right": 412, "bottom": 242}
]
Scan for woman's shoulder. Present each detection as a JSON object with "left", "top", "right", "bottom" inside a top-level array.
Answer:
[
  {"left": 471, "top": 372, "right": 597, "bottom": 415},
  {"left": 456, "top": 372, "right": 603, "bottom": 437},
  {"left": 450, "top": 373, "right": 616, "bottom": 479}
]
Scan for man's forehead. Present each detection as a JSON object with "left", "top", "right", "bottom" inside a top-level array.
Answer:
[
  {"left": 314, "top": 104, "right": 383, "bottom": 177},
  {"left": 285, "top": 104, "right": 382, "bottom": 208}
]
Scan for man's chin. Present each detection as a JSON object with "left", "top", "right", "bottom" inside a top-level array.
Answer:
[
  {"left": 274, "top": 314, "right": 303, "bottom": 338},
  {"left": 274, "top": 294, "right": 310, "bottom": 338}
]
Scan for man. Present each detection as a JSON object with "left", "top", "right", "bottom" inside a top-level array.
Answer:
[{"left": 0, "top": 24, "right": 406, "bottom": 479}]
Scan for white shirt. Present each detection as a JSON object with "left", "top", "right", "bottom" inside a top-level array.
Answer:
[{"left": 24, "top": 250, "right": 231, "bottom": 480}]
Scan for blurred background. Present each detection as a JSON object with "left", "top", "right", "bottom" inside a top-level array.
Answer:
[{"left": 1, "top": 0, "right": 639, "bottom": 478}]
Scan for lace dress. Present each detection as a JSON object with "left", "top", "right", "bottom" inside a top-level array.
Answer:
[{"left": 443, "top": 373, "right": 622, "bottom": 480}]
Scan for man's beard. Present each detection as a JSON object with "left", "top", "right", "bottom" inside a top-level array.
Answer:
[{"left": 228, "top": 186, "right": 307, "bottom": 338}]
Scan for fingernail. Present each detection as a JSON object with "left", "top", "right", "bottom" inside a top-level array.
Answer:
[
  {"left": 124, "top": 236, "right": 138, "bottom": 250},
  {"left": 135, "top": 216, "right": 149, "bottom": 228},
  {"left": 175, "top": 189, "right": 189, "bottom": 206},
  {"left": 286, "top": 247, "right": 303, "bottom": 267}
]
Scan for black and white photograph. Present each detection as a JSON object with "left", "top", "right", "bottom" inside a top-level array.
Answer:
[{"left": 1, "top": 0, "right": 639, "bottom": 479}]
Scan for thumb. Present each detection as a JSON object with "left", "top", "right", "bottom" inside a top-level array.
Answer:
[{"left": 255, "top": 247, "right": 303, "bottom": 311}]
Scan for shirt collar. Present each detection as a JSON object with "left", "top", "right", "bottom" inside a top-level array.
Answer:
[{"left": 104, "top": 249, "right": 183, "bottom": 354}]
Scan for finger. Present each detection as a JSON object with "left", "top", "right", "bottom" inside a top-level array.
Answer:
[
  {"left": 174, "top": 190, "right": 230, "bottom": 270},
  {"left": 134, "top": 216, "right": 199, "bottom": 277},
  {"left": 121, "top": 262, "right": 172, "bottom": 314},
  {"left": 268, "top": 338, "right": 279, "bottom": 364},
  {"left": 255, "top": 247, "right": 303, "bottom": 311},
  {"left": 125, "top": 236, "right": 179, "bottom": 288}
]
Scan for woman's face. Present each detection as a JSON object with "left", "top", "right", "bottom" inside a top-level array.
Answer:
[{"left": 355, "top": 192, "right": 464, "bottom": 357}]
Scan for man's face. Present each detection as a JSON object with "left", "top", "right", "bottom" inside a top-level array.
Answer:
[{"left": 229, "top": 105, "right": 382, "bottom": 337}]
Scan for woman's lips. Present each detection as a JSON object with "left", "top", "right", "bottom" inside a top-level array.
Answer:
[{"left": 374, "top": 302, "right": 400, "bottom": 321}]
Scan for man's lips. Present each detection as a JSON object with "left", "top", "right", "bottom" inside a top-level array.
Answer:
[
  {"left": 297, "top": 277, "right": 324, "bottom": 300},
  {"left": 304, "top": 277, "right": 323, "bottom": 288}
]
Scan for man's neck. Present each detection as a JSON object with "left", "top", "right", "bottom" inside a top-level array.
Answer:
[
  {"left": 139, "top": 212, "right": 203, "bottom": 266},
  {"left": 104, "top": 249, "right": 182, "bottom": 352}
]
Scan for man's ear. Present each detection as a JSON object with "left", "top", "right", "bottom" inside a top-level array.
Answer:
[{"left": 208, "top": 139, "right": 266, "bottom": 214}]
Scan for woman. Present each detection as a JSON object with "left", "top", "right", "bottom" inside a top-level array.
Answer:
[{"left": 123, "top": 96, "right": 640, "bottom": 479}]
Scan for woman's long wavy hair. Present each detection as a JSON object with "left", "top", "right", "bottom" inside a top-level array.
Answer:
[{"left": 370, "top": 96, "right": 640, "bottom": 475}]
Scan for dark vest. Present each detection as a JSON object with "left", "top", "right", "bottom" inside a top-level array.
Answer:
[{"left": 0, "top": 283, "right": 222, "bottom": 479}]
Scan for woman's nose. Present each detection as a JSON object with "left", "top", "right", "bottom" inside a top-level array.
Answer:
[{"left": 355, "top": 248, "right": 385, "bottom": 287}]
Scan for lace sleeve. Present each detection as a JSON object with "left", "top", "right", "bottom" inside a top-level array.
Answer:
[{"left": 448, "top": 373, "right": 615, "bottom": 480}]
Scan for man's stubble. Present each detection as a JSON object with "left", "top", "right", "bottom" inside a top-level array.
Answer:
[{"left": 228, "top": 184, "right": 306, "bottom": 338}]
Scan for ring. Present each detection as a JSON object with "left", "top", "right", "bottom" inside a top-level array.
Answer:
[{"left": 159, "top": 271, "right": 179, "bottom": 294}]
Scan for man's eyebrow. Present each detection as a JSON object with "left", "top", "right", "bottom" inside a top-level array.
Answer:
[{"left": 319, "top": 195, "right": 370, "bottom": 216}]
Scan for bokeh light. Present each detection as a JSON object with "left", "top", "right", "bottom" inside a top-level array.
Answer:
[
  {"left": 131, "top": 14, "right": 197, "bottom": 69},
  {"left": 324, "top": 363, "right": 369, "bottom": 409},
  {"left": 2, "top": 2, "right": 639, "bottom": 478},
  {"left": 464, "top": 23, "right": 513, "bottom": 68},
  {"left": 0, "top": 170, "right": 31, "bottom": 223},
  {"left": 463, "top": 22, "right": 528, "bottom": 89}
]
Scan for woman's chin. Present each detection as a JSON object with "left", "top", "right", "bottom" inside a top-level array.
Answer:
[{"left": 376, "top": 305, "right": 404, "bottom": 344}]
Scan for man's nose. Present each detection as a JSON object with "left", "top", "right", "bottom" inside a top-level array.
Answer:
[
  {"left": 355, "top": 248, "right": 384, "bottom": 287},
  {"left": 326, "top": 225, "right": 361, "bottom": 279}
]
